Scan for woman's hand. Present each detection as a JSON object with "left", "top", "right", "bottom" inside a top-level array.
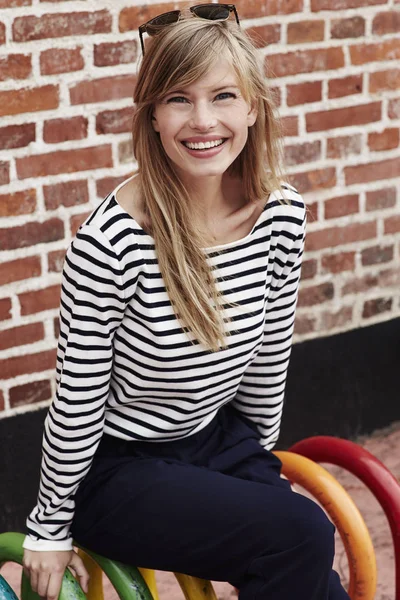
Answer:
[{"left": 23, "top": 549, "right": 89, "bottom": 600}]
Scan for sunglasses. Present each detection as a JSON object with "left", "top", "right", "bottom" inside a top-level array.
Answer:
[{"left": 139, "top": 4, "right": 240, "bottom": 55}]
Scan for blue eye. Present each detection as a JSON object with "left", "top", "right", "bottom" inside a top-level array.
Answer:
[
  {"left": 216, "top": 92, "right": 236, "bottom": 100},
  {"left": 167, "top": 96, "right": 188, "bottom": 103}
]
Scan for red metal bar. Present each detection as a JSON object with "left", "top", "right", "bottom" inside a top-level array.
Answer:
[{"left": 289, "top": 436, "right": 400, "bottom": 600}]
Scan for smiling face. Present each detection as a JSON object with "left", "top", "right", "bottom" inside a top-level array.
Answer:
[{"left": 151, "top": 57, "right": 257, "bottom": 184}]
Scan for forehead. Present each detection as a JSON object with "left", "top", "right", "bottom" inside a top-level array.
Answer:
[{"left": 172, "top": 57, "right": 240, "bottom": 93}]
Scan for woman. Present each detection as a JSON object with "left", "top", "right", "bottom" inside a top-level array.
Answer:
[{"left": 23, "top": 6, "right": 350, "bottom": 600}]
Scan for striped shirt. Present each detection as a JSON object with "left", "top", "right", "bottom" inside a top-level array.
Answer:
[{"left": 24, "top": 178, "right": 306, "bottom": 551}]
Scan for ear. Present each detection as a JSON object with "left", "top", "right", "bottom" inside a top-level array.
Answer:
[
  {"left": 247, "top": 103, "right": 258, "bottom": 127},
  {"left": 151, "top": 115, "right": 160, "bottom": 132}
]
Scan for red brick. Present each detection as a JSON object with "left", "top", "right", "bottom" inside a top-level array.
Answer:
[
  {"left": 54, "top": 316, "right": 59, "bottom": 338},
  {"left": 324, "top": 194, "right": 359, "bottom": 219},
  {"left": 301, "top": 259, "right": 318, "bottom": 279},
  {"left": 327, "top": 134, "right": 362, "bottom": 158},
  {"left": 70, "top": 211, "right": 91, "bottom": 236},
  {"left": 351, "top": 39, "right": 400, "bottom": 66},
  {"left": 0, "top": 85, "right": 59, "bottom": 118},
  {"left": 321, "top": 306, "right": 353, "bottom": 329},
  {"left": 366, "top": 187, "right": 396, "bottom": 211},
  {"left": 384, "top": 215, "right": 400, "bottom": 234},
  {"left": 266, "top": 48, "right": 344, "bottom": 78},
  {"left": 306, "top": 221, "right": 377, "bottom": 251},
  {"left": 48, "top": 249, "right": 65, "bottom": 273},
  {"left": 0, "top": 256, "right": 41, "bottom": 286},
  {"left": 13, "top": 11, "right": 112, "bottom": 42},
  {"left": 373, "top": 11, "right": 400, "bottom": 34},
  {"left": 0, "top": 322, "right": 44, "bottom": 352},
  {"left": 282, "top": 115, "right": 299, "bottom": 137},
  {"left": 345, "top": 156, "right": 400, "bottom": 185},
  {"left": 0, "top": 298, "right": 12, "bottom": 321},
  {"left": 19, "top": 284, "right": 61, "bottom": 316},
  {"left": 0, "top": 189, "right": 36, "bottom": 217},
  {"left": 94, "top": 41, "right": 138, "bottom": 67},
  {"left": 245, "top": 24, "right": 281, "bottom": 48},
  {"left": 331, "top": 16, "right": 365, "bottom": 38},
  {"left": 388, "top": 98, "right": 400, "bottom": 119},
  {"left": 0, "top": 218, "right": 64, "bottom": 251},
  {"left": 287, "top": 81, "right": 322, "bottom": 106},
  {"left": 40, "top": 47, "right": 84, "bottom": 75},
  {"left": 287, "top": 20, "right": 324, "bottom": 43},
  {"left": 96, "top": 176, "right": 127, "bottom": 199},
  {"left": 306, "top": 102, "right": 381, "bottom": 132},
  {"left": 70, "top": 74, "right": 137, "bottom": 105},
  {"left": 284, "top": 141, "right": 321, "bottom": 166},
  {"left": 0, "top": 161, "right": 10, "bottom": 185},
  {"left": 342, "top": 274, "right": 378, "bottom": 295},
  {"left": 370, "top": 69, "right": 400, "bottom": 93},
  {"left": 328, "top": 75, "right": 363, "bottom": 98},
  {"left": 379, "top": 267, "right": 400, "bottom": 288},
  {"left": 0, "top": 349, "right": 56, "bottom": 380},
  {"left": 361, "top": 245, "right": 394, "bottom": 266},
  {"left": 234, "top": 0, "right": 306, "bottom": 17},
  {"left": 294, "top": 315, "right": 316, "bottom": 334},
  {"left": 44, "top": 179, "right": 89, "bottom": 210},
  {"left": 96, "top": 107, "right": 134, "bottom": 135},
  {"left": 0, "top": 0, "right": 31, "bottom": 5},
  {"left": 0, "top": 390, "right": 3, "bottom": 411},
  {"left": 118, "top": 139, "right": 133, "bottom": 164},
  {"left": 362, "top": 297, "right": 392, "bottom": 318},
  {"left": 321, "top": 251, "right": 355, "bottom": 273},
  {"left": 119, "top": 3, "right": 179, "bottom": 32},
  {"left": 16, "top": 145, "right": 112, "bottom": 179},
  {"left": 0, "top": 54, "right": 31, "bottom": 81},
  {"left": 298, "top": 282, "right": 334, "bottom": 306},
  {"left": 9, "top": 379, "right": 52, "bottom": 409},
  {"left": 43, "top": 116, "right": 88, "bottom": 144},
  {"left": 312, "top": 0, "right": 385, "bottom": 9},
  {"left": 0, "top": 123, "right": 35, "bottom": 150},
  {"left": 0, "top": 22, "right": 5, "bottom": 45},
  {"left": 368, "top": 128, "right": 399, "bottom": 151},
  {"left": 289, "top": 168, "right": 336, "bottom": 194},
  {"left": 307, "top": 202, "right": 319, "bottom": 222}
]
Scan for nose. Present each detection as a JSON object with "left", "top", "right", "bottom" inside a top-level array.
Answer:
[{"left": 189, "top": 101, "right": 218, "bottom": 131}]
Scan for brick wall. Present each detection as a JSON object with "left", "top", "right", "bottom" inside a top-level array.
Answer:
[{"left": 0, "top": 0, "right": 399, "bottom": 418}]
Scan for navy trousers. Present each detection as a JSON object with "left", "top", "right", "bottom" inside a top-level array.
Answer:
[{"left": 71, "top": 404, "right": 350, "bottom": 600}]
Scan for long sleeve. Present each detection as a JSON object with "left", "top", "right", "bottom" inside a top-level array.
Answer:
[
  {"left": 24, "top": 225, "right": 128, "bottom": 551},
  {"left": 232, "top": 197, "right": 306, "bottom": 449}
]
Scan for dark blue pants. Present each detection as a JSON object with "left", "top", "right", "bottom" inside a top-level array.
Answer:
[{"left": 72, "top": 404, "right": 350, "bottom": 600}]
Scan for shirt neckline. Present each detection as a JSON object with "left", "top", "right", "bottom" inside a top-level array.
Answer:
[{"left": 111, "top": 174, "right": 269, "bottom": 252}]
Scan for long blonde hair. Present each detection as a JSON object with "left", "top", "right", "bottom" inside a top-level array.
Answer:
[{"left": 132, "top": 16, "right": 287, "bottom": 352}]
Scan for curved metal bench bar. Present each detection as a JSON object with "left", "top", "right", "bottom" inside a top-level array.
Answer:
[
  {"left": 276, "top": 451, "right": 377, "bottom": 600},
  {"left": 289, "top": 435, "right": 400, "bottom": 600}
]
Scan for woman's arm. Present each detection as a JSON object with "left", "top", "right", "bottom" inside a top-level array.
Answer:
[
  {"left": 24, "top": 224, "right": 129, "bottom": 552},
  {"left": 232, "top": 194, "right": 306, "bottom": 449}
]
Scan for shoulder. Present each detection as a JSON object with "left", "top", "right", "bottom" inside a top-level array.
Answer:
[{"left": 266, "top": 182, "right": 306, "bottom": 233}]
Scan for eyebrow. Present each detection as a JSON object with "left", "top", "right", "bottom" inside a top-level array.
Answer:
[{"left": 166, "top": 84, "right": 240, "bottom": 95}]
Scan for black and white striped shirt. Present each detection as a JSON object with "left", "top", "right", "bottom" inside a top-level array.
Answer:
[{"left": 24, "top": 179, "right": 306, "bottom": 551}]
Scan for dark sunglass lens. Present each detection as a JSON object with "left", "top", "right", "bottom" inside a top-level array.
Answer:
[
  {"left": 146, "top": 11, "right": 180, "bottom": 35},
  {"left": 193, "top": 6, "right": 230, "bottom": 20}
]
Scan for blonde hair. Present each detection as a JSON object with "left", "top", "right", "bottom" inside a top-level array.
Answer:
[{"left": 132, "top": 16, "right": 288, "bottom": 352}]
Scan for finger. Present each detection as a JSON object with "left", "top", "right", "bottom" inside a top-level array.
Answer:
[
  {"left": 46, "top": 572, "right": 64, "bottom": 600},
  {"left": 69, "top": 554, "right": 90, "bottom": 593},
  {"left": 37, "top": 572, "right": 50, "bottom": 599},
  {"left": 29, "top": 571, "right": 39, "bottom": 594}
]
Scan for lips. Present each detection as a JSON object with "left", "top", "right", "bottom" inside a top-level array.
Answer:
[{"left": 181, "top": 138, "right": 227, "bottom": 150}]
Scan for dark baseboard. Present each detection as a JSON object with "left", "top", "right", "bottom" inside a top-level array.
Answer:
[{"left": 1, "top": 317, "right": 399, "bottom": 533}]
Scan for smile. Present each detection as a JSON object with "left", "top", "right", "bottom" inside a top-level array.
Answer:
[{"left": 182, "top": 138, "right": 227, "bottom": 150}]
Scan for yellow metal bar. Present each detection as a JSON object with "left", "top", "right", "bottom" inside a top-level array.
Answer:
[
  {"left": 174, "top": 573, "right": 218, "bottom": 600},
  {"left": 138, "top": 569, "right": 160, "bottom": 600},
  {"left": 275, "top": 451, "right": 377, "bottom": 600}
]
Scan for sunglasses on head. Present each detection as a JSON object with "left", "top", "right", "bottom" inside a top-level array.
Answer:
[{"left": 139, "top": 4, "right": 240, "bottom": 55}]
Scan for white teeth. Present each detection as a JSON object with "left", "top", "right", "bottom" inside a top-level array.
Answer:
[{"left": 183, "top": 139, "right": 225, "bottom": 150}]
